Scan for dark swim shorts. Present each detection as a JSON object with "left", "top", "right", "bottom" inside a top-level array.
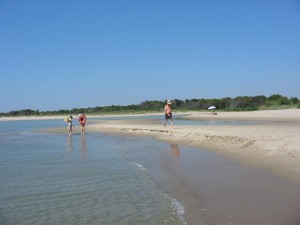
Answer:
[{"left": 165, "top": 113, "right": 173, "bottom": 120}]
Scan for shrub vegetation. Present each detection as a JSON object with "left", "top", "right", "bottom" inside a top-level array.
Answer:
[{"left": 1, "top": 94, "right": 299, "bottom": 117}]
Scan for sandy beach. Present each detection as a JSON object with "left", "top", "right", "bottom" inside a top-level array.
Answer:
[{"left": 70, "top": 109, "right": 299, "bottom": 184}]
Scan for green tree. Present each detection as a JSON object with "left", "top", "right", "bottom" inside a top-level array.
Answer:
[{"left": 290, "top": 97, "right": 299, "bottom": 105}]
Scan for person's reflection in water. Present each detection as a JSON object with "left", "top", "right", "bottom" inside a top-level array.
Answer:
[
  {"left": 80, "top": 134, "right": 88, "bottom": 159},
  {"left": 171, "top": 144, "right": 180, "bottom": 158},
  {"left": 67, "top": 135, "right": 73, "bottom": 152},
  {"left": 165, "top": 144, "right": 181, "bottom": 171}
]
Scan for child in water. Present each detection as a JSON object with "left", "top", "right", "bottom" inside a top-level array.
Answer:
[
  {"left": 78, "top": 114, "right": 87, "bottom": 134},
  {"left": 66, "top": 115, "right": 73, "bottom": 135}
]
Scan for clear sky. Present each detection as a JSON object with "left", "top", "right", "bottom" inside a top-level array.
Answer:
[{"left": 1, "top": 0, "right": 299, "bottom": 112}]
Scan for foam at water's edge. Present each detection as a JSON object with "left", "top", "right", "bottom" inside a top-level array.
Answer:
[
  {"left": 134, "top": 162, "right": 146, "bottom": 171},
  {"left": 168, "top": 196, "right": 188, "bottom": 225},
  {"left": 133, "top": 161, "right": 188, "bottom": 225}
]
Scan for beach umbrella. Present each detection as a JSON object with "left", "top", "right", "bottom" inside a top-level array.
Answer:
[{"left": 208, "top": 106, "right": 216, "bottom": 110}]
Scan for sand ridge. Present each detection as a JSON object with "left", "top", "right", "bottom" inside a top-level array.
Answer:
[{"left": 86, "top": 109, "right": 300, "bottom": 183}]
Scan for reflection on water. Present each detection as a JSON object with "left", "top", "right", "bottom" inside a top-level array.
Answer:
[
  {"left": 80, "top": 134, "right": 88, "bottom": 159},
  {"left": 171, "top": 144, "right": 180, "bottom": 158},
  {"left": 67, "top": 136, "right": 73, "bottom": 152},
  {"left": 0, "top": 120, "right": 185, "bottom": 225},
  {"left": 66, "top": 134, "right": 88, "bottom": 158}
]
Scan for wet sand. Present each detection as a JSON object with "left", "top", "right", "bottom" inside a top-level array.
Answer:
[
  {"left": 37, "top": 109, "right": 300, "bottom": 183},
  {"left": 133, "top": 142, "right": 300, "bottom": 225},
  {"left": 74, "top": 109, "right": 300, "bottom": 184}
]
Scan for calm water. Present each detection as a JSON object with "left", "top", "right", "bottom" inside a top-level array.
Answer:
[
  {"left": 1, "top": 119, "right": 300, "bottom": 225},
  {"left": 0, "top": 120, "right": 186, "bottom": 225},
  {"left": 91, "top": 114, "right": 259, "bottom": 126}
]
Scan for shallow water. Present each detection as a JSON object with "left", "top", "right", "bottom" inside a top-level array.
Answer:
[
  {"left": 124, "top": 141, "right": 300, "bottom": 225},
  {"left": 1, "top": 119, "right": 300, "bottom": 225},
  {"left": 91, "top": 114, "right": 259, "bottom": 126},
  {"left": 0, "top": 120, "right": 185, "bottom": 225}
]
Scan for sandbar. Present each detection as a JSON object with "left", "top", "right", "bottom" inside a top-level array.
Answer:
[
  {"left": 24, "top": 109, "right": 300, "bottom": 224},
  {"left": 90, "top": 109, "right": 300, "bottom": 183},
  {"left": 35, "top": 109, "right": 300, "bottom": 183}
]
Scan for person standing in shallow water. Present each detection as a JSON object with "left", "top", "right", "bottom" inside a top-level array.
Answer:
[
  {"left": 78, "top": 114, "right": 87, "bottom": 134},
  {"left": 64, "top": 115, "right": 73, "bottom": 135},
  {"left": 67, "top": 115, "right": 73, "bottom": 135},
  {"left": 164, "top": 100, "right": 174, "bottom": 128}
]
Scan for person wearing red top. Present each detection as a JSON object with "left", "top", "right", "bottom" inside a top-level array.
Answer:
[
  {"left": 164, "top": 100, "right": 174, "bottom": 128},
  {"left": 78, "top": 114, "right": 87, "bottom": 134}
]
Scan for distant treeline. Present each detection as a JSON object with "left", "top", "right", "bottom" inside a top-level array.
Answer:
[{"left": 1, "top": 94, "right": 299, "bottom": 117}]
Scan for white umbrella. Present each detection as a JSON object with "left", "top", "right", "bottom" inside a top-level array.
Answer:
[{"left": 208, "top": 106, "right": 216, "bottom": 110}]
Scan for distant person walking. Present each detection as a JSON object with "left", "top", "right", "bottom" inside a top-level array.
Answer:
[
  {"left": 164, "top": 100, "right": 174, "bottom": 128},
  {"left": 78, "top": 114, "right": 87, "bottom": 134},
  {"left": 64, "top": 115, "right": 73, "bottom": 135}
]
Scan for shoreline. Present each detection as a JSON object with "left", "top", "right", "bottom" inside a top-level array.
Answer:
[
  {"left": 185, "top": 108, "right": 300, "bottom": 122},
  {"left": 89, "top": 126, "right": 300, "bottom": 184},
  {"left": 1, "top": 108, "right": 299, "bottom": 122},
  {"left": 0, "top": 112, "right": 163, "bottom": 122},
  {"left": 4, "top": 110, "right": 300, "bottom": 225},
  {"left": 33, "top": 109, "right": 300, "bottom": 183}
]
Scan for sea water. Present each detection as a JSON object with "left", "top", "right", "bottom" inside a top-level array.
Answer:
[
  {"left": 91, "top": 114, "right": 260, "bottom": 126},
  {"left": 2, "top": 119, "right": 300, "bottom": 225},
  {"left": 0, "top": 120, "right": 186, "bottom": 225}
]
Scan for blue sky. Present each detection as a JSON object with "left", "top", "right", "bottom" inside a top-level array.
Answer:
[{"left": 1, "top": 0, "right": 299, "bottom": 112}]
